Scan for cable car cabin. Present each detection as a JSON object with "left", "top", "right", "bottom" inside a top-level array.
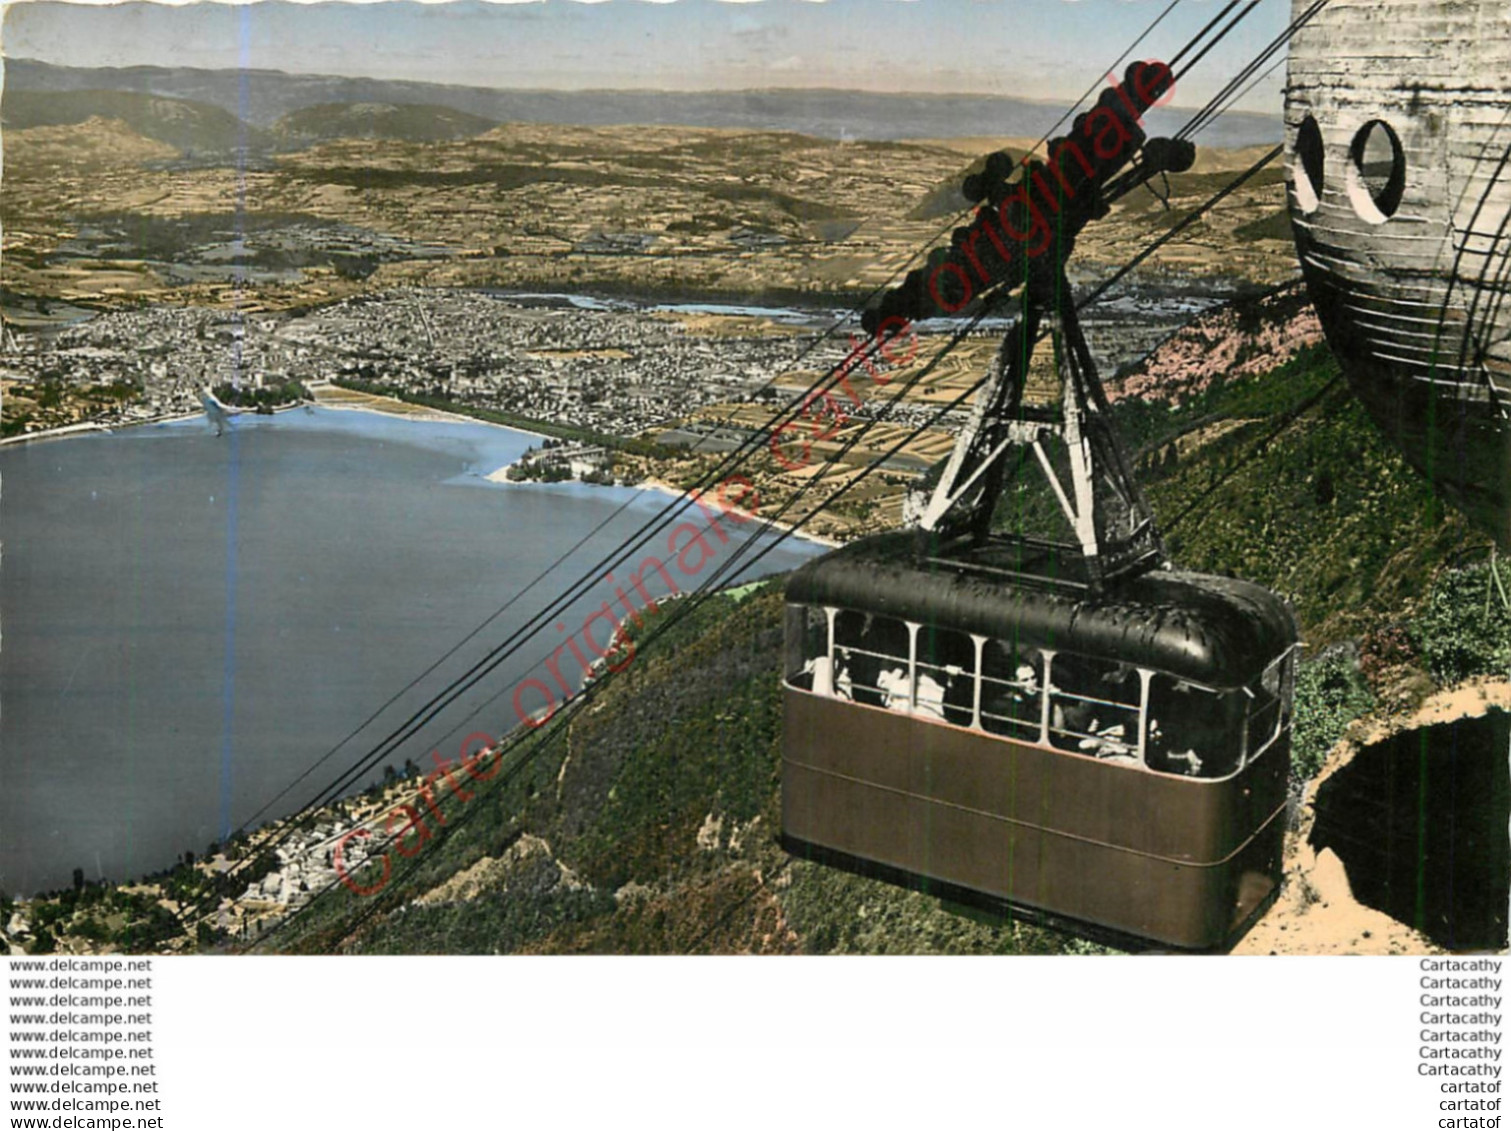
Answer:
[{"left": 780, "top": 533, "right": 1298, "bottom": 951}]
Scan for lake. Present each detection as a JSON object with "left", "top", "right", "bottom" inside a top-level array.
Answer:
[{"left": 0, "top": 407, "right": 823, "bottom": 896}]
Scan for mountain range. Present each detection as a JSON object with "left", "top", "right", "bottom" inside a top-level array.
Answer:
[{"left": 2, "top": 57, "right": 1284, "bottom": 150}]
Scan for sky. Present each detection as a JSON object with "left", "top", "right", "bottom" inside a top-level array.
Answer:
[{"left": 0, "top": 0, "right": 1292, "bottom": 110}]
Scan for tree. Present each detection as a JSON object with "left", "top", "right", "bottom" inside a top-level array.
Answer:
[{"left": 73, "top": 917, "right": 108, "bottom": 943}]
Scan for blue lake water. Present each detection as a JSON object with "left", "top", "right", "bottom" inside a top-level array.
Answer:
[
  {"left": 0, "top": 407, "right": 823, "bottom": 896},
  {"left": 490, "top": 292, "right": 843, "bottom": 328}
]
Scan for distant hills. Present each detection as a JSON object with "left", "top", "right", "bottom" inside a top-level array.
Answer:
[
  {"left": 2, "top": 57, "right": 1283, "bottom": 149},
  {"left": 0, "top": 85, "right": 495, "bottom": 156},
  {"left": 269, "top": 102, "right": 499, "bottom": 146},
  {"left": 1, "top": 89, "right": 260, "bottom": 155}
]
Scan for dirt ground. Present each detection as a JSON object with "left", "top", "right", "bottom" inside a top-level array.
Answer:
[{"left": 1233, "top": 678, "right": 1511, "bottom": 955}]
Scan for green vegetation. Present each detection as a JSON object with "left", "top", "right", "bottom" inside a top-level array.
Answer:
[
  {"left": 1122, "top": 166, "right": 1290, "bottom": 227},
  {"left": 93, "top": 379, "right": 141, "bottom": 401},
  {"left": 1113, "top": 336, "right": 1336, "bottom": 455},
  {"left": 505, "top": 460, "right": 573, "bottom": 483},
  {"left": 271, "top": 102, "right": 498, "bottom": 145},
  {"left": 1233, "top": 209, "right": 1293, "bottom": 242},
  {"left": 703, "top": 183, "right": 859, "bottom": 224},
  {"left": 15, "top": 876, "right": 189, "bottom": 956},
  {"left": 1409, "top": 557, "right": 1511, "bottom": 685},
  {"left": 1, "top": 413, "right": 35, "bottom": 438},
  {"left": 1291, "top": 650, "right": 1377, "bottom": 780},
  {"left": 300, "top": 163, "right": 857, "bottom": 233},
  {"left": 996, "top": 324, "right": 1499, "bottom": 790},
  {"left": 780, "top": 863, "right": 1110, "bottom": 955},
  {"left": 1109, "top": 330, "right": 1504, "bottom": 783},
  {"left": 1, "top": 376, "right": 146, "bottom": 437},
  {"left": 30, "top": 290, "right": 1503, "bottom": 955},
  {"left": 1124, "top": 344, "right": 1485, "bottom": 642},
  {"left": 213, "top": 379, "right": 308, "bottom": 410},
  {"left": 991, "top": 338, "right": 1487, "bottom": 644},
  {"left": 267, "top": 301, "right": 1503, "bottom": 953},
  {"left": 56, "top": 211, "right": 400, "bottom": 276},
  {"left": 270, "top": 589, "right": 1092, "bottom": 956},
  {"left": 305, "top": 163, "right": 677, "bottom": 193},
  {"left": 502, "top": 439, "right": 615, "bottom": 484}
]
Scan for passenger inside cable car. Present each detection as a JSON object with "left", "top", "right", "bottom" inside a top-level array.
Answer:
[
  {"left": 834, "top": 649, "right": 853, "bottom": 701},
  {"left": 980, "top": 640, "right": 1043, "bottom": 740},
  {"left": 915, "top": 624, "right": 974, "bottom": 726},
  {"left": 878, "top": 666, "right": 910, "bottom": 712},
  {"left": 785, "top": 603, "right": 1295, "bottom": 782},
  {"left": 1145, "top": 677, "right": 1245, "bottom": 778}
]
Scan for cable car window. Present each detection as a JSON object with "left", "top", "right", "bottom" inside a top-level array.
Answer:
[
  {"left": 979, "top": 639, "right": 1045, "bottom": 741},
  {"left": 914, "top": 623, "right": 976, "bottom": 726},
  {"left": 833, "top": 610, "right": 910, "bottom": 709},
  {"left": 786, "top": 605, "right": 831, "bottom": 691},
  {"left": 1146, "top": 676, "right": 1245, "bottom": 778},
  {"left": 1047, "top": 655, "right": 1142, "bottom": 763},
  {"left": 1244, "top": 649, "right": 1295, "bottom": 762},
  {"left": 1278, "top": 650, "right": 1295, "bottom": 733}
]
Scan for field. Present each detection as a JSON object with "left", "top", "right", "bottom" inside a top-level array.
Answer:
[{"left": 1, "top": 95, "right": 1297, "bottom": 316}]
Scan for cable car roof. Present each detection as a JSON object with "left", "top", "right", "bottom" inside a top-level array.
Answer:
[{"left": 786, "top": 533, "right": 1296, "bottom": 690}]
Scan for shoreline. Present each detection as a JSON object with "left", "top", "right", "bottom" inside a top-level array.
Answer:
[
  {"left": 0, "top": 412, "right": 205, "bottom": 447},
  {"left": 0, "top": 420, "right": 116, "bottom": 447},
  {"left": 311, "top": 384, "right": 841, "bottom": 549},
  {"left": 1, "top": 398, "right": 313, "bottom": 448},
  {"left": 2, "top": 386, "right": 841, "bottom": 554},
  {"left": 307, "top": 381, "right": 548, "bottom": 436},
  {"left": 637, "top": 476, "right": 842, "bottom": 549}
]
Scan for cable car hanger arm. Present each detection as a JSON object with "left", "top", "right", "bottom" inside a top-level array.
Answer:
[
  {"left": 862, "top": 60, "right": 1195, "bottom": 335},
  {"left": 885, "top": 62, "right": 1187, "bottom": 585}
]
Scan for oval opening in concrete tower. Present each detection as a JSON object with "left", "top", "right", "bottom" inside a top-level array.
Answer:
[
  {"left": 1310, "top": 711, "right": 1509, "bottom": 950},
  {"left": 1346, "top": 119, "right": 1406, "bottom": 223},
  {"left": 1292, "top": 114, "right": 1325, "bottom": 214}
]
